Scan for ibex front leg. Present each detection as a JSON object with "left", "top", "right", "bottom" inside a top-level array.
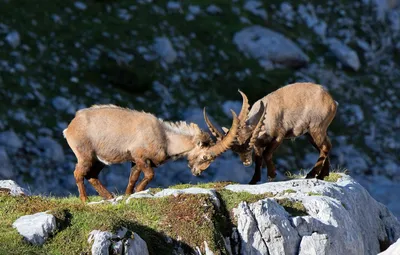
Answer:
[
  {"left": 135, "top": 159, "right": 154, "bottom": 192},
  {"left": 249, "top": 150, "right": 263, "bottom": 184},
  {"left": 262, "top": 137, "right": 283, "bottom": 179},
  {"left": 125, "top": 162, "right": 141, "bottom": 195}
]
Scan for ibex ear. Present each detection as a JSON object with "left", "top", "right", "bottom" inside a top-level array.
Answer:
[{"left": 221, "top": 127, "right": 229, "bottom": 134}]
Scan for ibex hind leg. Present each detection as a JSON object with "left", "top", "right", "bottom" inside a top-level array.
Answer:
[
  {"left": 86, "top": 160, "right": 114, "bottom": 200},
  {"left": 71, "top": 147, "right": 94, "bottom": 203},
  {"left": 305, "top": 132, "right": 331, "bottom": 179},
  {"left": 316, "top": 136, "right": 332, "bottom": 180},
  {"left": 73, "top": 162, "right": 90, "bottom": 203}
]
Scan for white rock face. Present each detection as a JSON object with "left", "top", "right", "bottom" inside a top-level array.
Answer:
[
  {"left": 326, "top": 37, "right": 361, "bottom": 71},
  {"left": 298, "top": 233, "right": 329, "bottom": 255},
  {"left": 12, "top": 211, "right": 57, "bottom": 245},
  {"left": 0, "top": 180, "right": 29, "bottom": 196},
  {"left": 379, "top": 238, "right": 400, "bottom": 255},
  {"left": 153, "top": 37, "right": 177, "bottom": 64},
  {"left": 233, "top": 25, "right": 309, "bottom": 69},
  {"left": 88, "top": 228, "right": 149, "bottom": 255},
  {"left": 227, "top": 175, "right": 400, "bottom": 255},
  {"left": 88, "top": 230, "right": 113, "bottom": 255}
]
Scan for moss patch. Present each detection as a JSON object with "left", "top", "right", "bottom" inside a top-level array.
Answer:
[
  {"left": 283, "top": 189, "right": 296, "bottom": 194},
  {"left": 323, "top": 173, "right": 343, "bottom": 182},
  {"left": 276, "top": 198, "right": 308, "bottom": 217},
  {"left": 307, "top": 192, "right": 322, "bottom": 196},
  {"left": 218, "top": 190, "right": 274, "bottom": 214},
  {"left": 168, "top": 181, "right": 236, "bottom": 190}
]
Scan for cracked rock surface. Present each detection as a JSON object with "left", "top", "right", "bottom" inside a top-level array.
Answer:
[{"left": 228, "top": 175, "right": 400, "bottom": 255}]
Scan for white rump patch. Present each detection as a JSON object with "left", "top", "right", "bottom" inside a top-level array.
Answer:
[
  {"left": 97, "top": 156, "right": 112, "bottom": 165},
  {"left": 62, "top": 128, "right": 68, "bottom": 138}
]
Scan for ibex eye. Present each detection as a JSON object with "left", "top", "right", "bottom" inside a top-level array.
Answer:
[{"left": 203, "top": 155, "right": 208, "bottom": 160}]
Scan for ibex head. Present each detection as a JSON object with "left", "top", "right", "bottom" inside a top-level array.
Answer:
[
  {"left": 188, "top": 109, "right": 239, "bottom": 176},
  {"left": 203, "top": 90, "right": 266, "bottom": 167}
]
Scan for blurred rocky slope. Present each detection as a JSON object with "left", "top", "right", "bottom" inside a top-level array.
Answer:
[{"left": 0, "top": 0, "right": 399, "bottom": 217}]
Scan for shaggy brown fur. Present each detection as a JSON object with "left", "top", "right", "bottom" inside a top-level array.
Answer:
[
  {"left": 63, "top": 104, "right": 240, "bottom": 202},
  {"left": 205, "top": 82, "right": 338, "bottom": 184}
]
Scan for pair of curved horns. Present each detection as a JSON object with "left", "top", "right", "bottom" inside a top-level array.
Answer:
[
  {"left": 205, "top": 110, "right": 239, "bottom": 157},
  {"left": 204, "top": 89, "right": 265, "bottom": 148},
  {"left": 203, "top": 89, "right": 250, "bottom": 140}
]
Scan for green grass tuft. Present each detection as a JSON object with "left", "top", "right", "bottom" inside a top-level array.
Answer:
[
  {"left": 307, "top": 192, "right": 322, "bottom": 196},
  {"left": 283, "top": 189, "right": 296, "bottom": 194},
  {"left": 218, "top": 190, "right": 274, "bottom": 216},
  {"left": 323, "top": 173, "right": 343, "bottom": 182},
  {"left": 168, "top": 181, "right": 236, "bottom": 190},
  {"left": 276, "top": 198, "right": 308, "bottom": 217}
]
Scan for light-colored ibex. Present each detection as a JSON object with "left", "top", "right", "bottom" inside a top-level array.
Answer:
[
  {"left": 63, "top": 103, "right": 242, "bottom": 202},
  {"left": 204, "top": 82, "right": 338, "bottom": 184}
]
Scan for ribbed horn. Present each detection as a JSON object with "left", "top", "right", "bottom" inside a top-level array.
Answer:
[
  {"left": 248, "top": 102, "right": 266, "bottom": 148},
  {"left": 203, "top": 107, "right": 224, "bottom": 141},
  {"left": 238, "top": 90, "right": 250, "bottom": 128},
  {"left": 207, "top": 110, "right": 239, "bottom": 157}
]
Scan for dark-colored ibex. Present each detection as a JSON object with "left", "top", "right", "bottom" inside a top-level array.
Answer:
[
  {"left": 63, "top": 103, "right": 242, "bottom": 202},
  {"left": 204, "top": 82, "right": 338, "bottom": 184}
]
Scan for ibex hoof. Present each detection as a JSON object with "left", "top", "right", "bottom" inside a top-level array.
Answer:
[
  {"left": 305, "top": 174, "right": 315, "bottom": 179},
  {"left": 248, "top": 179, "right": 259, "bottom": 185}
]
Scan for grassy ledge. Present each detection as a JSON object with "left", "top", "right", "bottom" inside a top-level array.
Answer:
[
  {"left": 0, "top": 193, "right": 224, "bottom": 255},
  {"left": 0, "top": 176, "right": 346, "bottom": 254}
]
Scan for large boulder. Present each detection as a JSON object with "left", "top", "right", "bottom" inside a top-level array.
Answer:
[
  {"left": 88, "top": 227, "right": 149, "bottom": 255},
  {"left": 12, "top": 211, "right": 57, "bottom": 245},
  {"left": 226, "top": 174, "right": 400, "bottom": 255},
  {"left": 0, "top": 180, "right": 29, "bottom": 196},
  {"left": 233, "top": 25, "right": 309, "bottom": 69}
]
